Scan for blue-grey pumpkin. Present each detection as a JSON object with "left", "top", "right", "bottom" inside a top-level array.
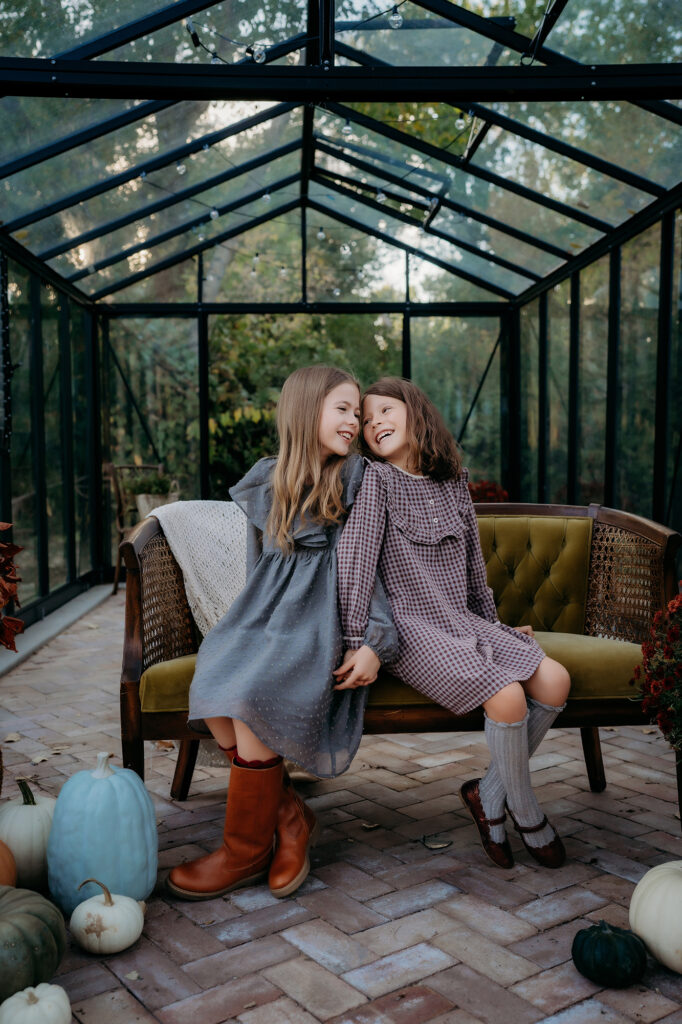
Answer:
[{"left": 47, "top": 753, "right": 157, "bottom": 915}]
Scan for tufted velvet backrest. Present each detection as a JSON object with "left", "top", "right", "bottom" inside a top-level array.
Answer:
[{"left": 477, "top": 515, "right": 593, "bottom": 634}]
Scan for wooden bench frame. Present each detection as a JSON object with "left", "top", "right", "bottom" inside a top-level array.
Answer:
[{"left": 120, "top": 502, "right": 681, "bottom": 814}]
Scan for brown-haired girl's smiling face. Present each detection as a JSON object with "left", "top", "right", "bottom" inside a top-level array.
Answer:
[{"left": 362, "top": 393, "right": 411, "bottom": 471}]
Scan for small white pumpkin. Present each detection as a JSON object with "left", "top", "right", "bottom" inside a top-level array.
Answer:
[
  {"left": 0, "top": 982, "right": 71, "bottom": 1024},
  {"left": 0, "top": 779, "right": 56, "bottom": 889},
  {"left": 629, "top": 859, "right": 682, "bottom": 973},
  {"left": 69, "top": 877, "right": 145, "bottom": 954}
]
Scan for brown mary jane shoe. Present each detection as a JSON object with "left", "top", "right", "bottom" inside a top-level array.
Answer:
[
  {"left": 460, "top": 779, "right": 514, "bottom": 870},
  {"left": 505, "top": 804, "right": 566, "bottom": 869}
]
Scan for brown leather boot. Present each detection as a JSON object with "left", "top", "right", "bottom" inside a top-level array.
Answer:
[
  {"left": 167, "top": 759, "right": 283, "bottom": 900},
  {"left": 268, "top": 777, "right": 320, "bottom": 898}
]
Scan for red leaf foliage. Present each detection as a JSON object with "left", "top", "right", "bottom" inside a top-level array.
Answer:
[{"left": 0, "top": 523, "right": 23, "bottom": 652}]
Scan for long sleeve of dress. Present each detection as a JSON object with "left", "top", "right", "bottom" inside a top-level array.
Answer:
[
  {"left": 460, "top": 476, "right": 498, "bottom": 623},
  {"left": 245, "top": 522, "right": 262, "bottom": 576},
  {"left": 337, "top": 465, "right": 397, "bottom": 664}
]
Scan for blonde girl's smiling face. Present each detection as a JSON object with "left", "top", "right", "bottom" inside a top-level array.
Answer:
[
  {"left": 362, "top": 393, "right": 412, "bottom": 471},
  {"left": 318, "top": 381, "right": 360, "bottom": 462}
]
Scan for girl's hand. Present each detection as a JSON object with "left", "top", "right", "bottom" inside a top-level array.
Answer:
[
  {"left": 332, "top": 645, "right": 381, "bottom": 690},
  {"left": 514, "top": 624, "right": 535, "bottom": 638}
]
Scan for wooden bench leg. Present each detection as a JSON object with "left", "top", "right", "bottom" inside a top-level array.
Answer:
[
  {"left": 122, "top": 739, "right": 144, "bottom": 781},
  {"left": 171, "top": 739, "right": 200, "bottom": 801},
  {"left": 581, "top": 726, "right": 606, "bottom": 792},
  {"left": 677, "top": 757, "right": 682, "bottom": 836}
]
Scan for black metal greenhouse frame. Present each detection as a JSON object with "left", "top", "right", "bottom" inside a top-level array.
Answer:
[{"left": 0, "top": 0, "right": 681, "bottom": 624}]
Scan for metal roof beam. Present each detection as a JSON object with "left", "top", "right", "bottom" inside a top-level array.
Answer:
[
  {"left": 326, "top": 102, "right": 612, "bottom": 233},
  {"left": 1, "top": 58, "right": 680, "bottom": 103},
  {"left": 103, "top": 300, "right": 509, "bottom": 315},
  {"left": 89, "top": 198, "right": 300, "bottom": 300},
  {"left": 68, "top": 174, "right": 300, "bottom": 281},
  {"left": 312, "top": 171, "right": 540, "bottom": 283},
  {"left": 307, "top": 197, "right": 513, "bottom": 299},
  {"left": 39, "top": 139, "right": 302, "bottom": 261},
  {"left": 4, "top": 102, "right": 298, "bottom": 233},
  {"left": 315, "top": 138, "right": 569, "bottom": 258}
]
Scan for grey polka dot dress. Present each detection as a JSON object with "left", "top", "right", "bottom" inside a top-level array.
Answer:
[
  {"left": 337, "top": 461, "right": 545, "bottom": 715},
  {"left": 188, "top": 455, "right": 398, "bottom": 778}
]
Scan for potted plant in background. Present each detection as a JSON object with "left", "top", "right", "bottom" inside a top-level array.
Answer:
[
  {"left": 127, "top": 472, "right": 180, "bottom": 519},
  {"left": 468, "top": 480, "right": 509, "bottom": 503},
  {"left": 634, "top": 585, "right": 682, "bottom": 807}
]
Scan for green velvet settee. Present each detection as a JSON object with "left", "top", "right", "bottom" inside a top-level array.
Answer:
[{"left": 119, "top": 503, "right": 681, "bottom": 810}]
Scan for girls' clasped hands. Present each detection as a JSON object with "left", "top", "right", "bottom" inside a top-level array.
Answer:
[{"left": 168, "top": 365, "right": 571, "bottom": 905}]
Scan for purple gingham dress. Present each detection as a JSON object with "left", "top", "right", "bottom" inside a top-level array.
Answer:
[{"left": 337, "top": 461, "right": 545, "bottom": 714}]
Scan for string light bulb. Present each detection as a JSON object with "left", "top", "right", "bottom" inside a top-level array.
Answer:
[
  {"left": 376, "top": 189, "right": 387, "bottom": 204},
  {"left": 176, "top": 161, "right": 187, "bottom": 175},
  {"left": 333, "top": 287, "right": 341, "bottom": 296},
  {"left": 279, "top": 265, "right": 288, "bottom": 277},
  {"left": 210, "top": 51, "right": 221, "bottom": 64},
  {"left": 341, "top": 120, "right": 353, "bottom": 137},
  {"left": 209, "top": 208, "right": 219, "bottom": 220},
  {"left": 316, "top": 227, "right": 326, "bottom": 240},
  {"left": 388, "top": 6, "right": 403, "bottom": 28},
  {"left": 253, "top": 45, "right": 266, "bottom": 63},
  {"left": 253, "top": 252, "right": 260, "bottom": 263},
  {"left": 262, "top": 192, "right": 271, "bottom": 204},
  {"left": 340, "top": 243, "right": 351, "bottom": 256},
  {"left": 455, "top": 114, "right": 467, "bottom": 130}
]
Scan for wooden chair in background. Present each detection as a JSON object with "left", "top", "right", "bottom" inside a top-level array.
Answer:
[{"left": 103, "top": 462, "right": 165, "bottom": 594}]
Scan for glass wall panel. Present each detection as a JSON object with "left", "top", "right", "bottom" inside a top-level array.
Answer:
[
  {"left": 7, "top": 262, "right": 38, "bottom": 604},
  {"left": 41, "top": 284, "right": 67, "bottom": 589},
  {"left": 669, "top": 210, "right": 682, "bottom": 574},
  {"left": 408, "top": 255, "right": 499, "bottom": 303},
  {"left": 547, "top": 281, "right": 570, "bottom": 503},
  {"left": 0, "top": 0, "right": 151, "bottom": 57},
  {"left": 617, "top": 224, "right": 660, "bottom": 519},
  {"left": 548, "top": 0, "right": 681, "bottom": 64},
  {"left": 98, "top": 259, "right": 198, "bottom": 303},
  {"left": 106, "top": 319, "right": 200, "bottom": 506},
  {"left": 70, "top": 308, "right": 91, "bottom": 578},
  {"left": 411, "top": 317, "right": 501, "bottom": 483},
  {"left": 578, "top": 256, "right": 609, "bottom": 504},
  {"left": 520, "top": 299, "right": 539, "bottom": 501},
  {"left": 208, "top": 312, "right": 401, "bottom": 495},
  {"left": 306, "top": 212, "right": 404, "bottom": 302},
  {"left": 208, "top": 212, "right": 302, "bottom": 303}
]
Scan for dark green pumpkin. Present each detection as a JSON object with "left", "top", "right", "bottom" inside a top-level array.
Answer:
[
  {"left": 572, "top": 920, "right": 647, "bottom": 988},
  {"left": 0, "top": 884, "right": 67, "bottom": 1001}
]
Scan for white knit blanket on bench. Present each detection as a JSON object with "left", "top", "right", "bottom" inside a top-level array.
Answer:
[{"left": 149, "top": 500, "right": 248, "bottom": 637}]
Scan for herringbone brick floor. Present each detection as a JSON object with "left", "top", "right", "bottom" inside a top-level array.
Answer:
[{"left": 2, "top": 593, "right": 682, "bottom": 1023}]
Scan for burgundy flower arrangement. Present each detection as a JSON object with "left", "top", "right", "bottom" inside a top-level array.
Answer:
[
  {"left": 468, "top": 480, "right": 509, "bottom": 504},
  {"left": 633, "top": 586, "right": 682, "bottom": 751},
  {"left": 0, "top": 522, "right": 23, "bottom": 652}
]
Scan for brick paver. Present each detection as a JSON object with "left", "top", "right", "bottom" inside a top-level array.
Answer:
[{"left": 1, "top": 592, "right": 682, "bottom": 1023}]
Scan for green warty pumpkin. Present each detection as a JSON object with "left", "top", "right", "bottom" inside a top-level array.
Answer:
[
  {"left": 0, "top": 885, "right": 67, "bottom": 1001},
  {"left": 572, "top": 920, "right": 647, "bottom": 988}
]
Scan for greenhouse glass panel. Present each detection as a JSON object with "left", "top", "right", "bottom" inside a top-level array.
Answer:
[
  {"left": 408, "top": 255, "right": 499, "bottom": 302},
  {"left": 41, "top": 284, "right": 67, "bottom": 589},
  {"left": 474, "top": 124, "right": 654, "bottom": 228},
  {"left": 106, "top": 319, "right": 200, "bottom": 502},
  {"left": 5, "top": 99, "right": 287, "bottom": 228},
  {"left": 98, "top": 259, "right": 198, "bottom": 303},
  {"left": 578, "top": 255, "right": 609, "bottom": 505},
  {"left": 547, "top": 281, "right": 570, "bottom": 504},
  {"left": 335, "top": 1, "right": 518, "bottom": 67},
  {"left": 433, "top": 207, "right": 562, "bottom": 278},
  {"left": 520, "top": 299, "right": 539, "bottom": 501},
  {"left": 207, "top": 311, "right": 401, "bottom": 494},
  {"left": 47, "top": 149, "right": 302, "bottom": 277},
  {"left": 70, "top": 308, "right": 91, "bottom": 579},
  {"left": 100, "top": 1, "right": 307, "bottom": 64},
  {"left": 205, "top": 211, "right": 301, "bottom": 303},
  {"left": 411, "top": 316, "right": 501, "bottom": 482},
  {"left": 0, "top": 0, "right": 157, "bottom": 57},
  {"left": 7, "top": 262, "right": 38, "bottom": 604},
  {"left": 489, "top": 102, "right": 682, "bottom": 190},
  {"left": 617, "top": 224, "right": 660, "bottom": 520},
  {"left": 306, "top": 213, "right": 405, "bottom": 303},
  {"left": 546, "top": 0, "right": 682, "bottom": 64},
  {"left": 668, "top": 210, "right": 682, "bottom": 555}
]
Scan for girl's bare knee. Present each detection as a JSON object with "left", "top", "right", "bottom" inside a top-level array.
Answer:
[
  {"left": 484, "top": 681, "right": 527, "bottom": 723},
  {"left": 525, "top": 657, "right": 571, "bottom": 706}
]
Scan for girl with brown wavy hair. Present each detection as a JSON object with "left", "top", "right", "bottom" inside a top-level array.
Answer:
[
  {"left": 337, "top": 377, "right": 571, "bottom": 871},
  {"left": 168, "top": 365, "right": 397, "bottom": 903}
]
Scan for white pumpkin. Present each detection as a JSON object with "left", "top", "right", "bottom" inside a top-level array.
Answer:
[
  {"left": 69, "top": 877, "right": 145, "bottom": 954},
  {"left": 0, "top": 982, "right": 71, "bottom": 1024},
  {"left": 629, "top": 859, "right": 682, "bottom": 973},
  {"left": 0, "top": 779, "right": 56, "bottom": 889}
]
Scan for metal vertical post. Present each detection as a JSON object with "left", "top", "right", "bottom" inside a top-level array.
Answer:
[
  {"left": 402, "top": 253, "right": 411, "bottom": 378},
  {"left": 604, "top": 247, "right": 621, "bottom": 507},
  {"left": 567, "top": 272, "right": 580, "bottom": 504},
  {"left": 537, "top": 290, "right": 548, "bottom": 503},
  {"left": 505, "top": 307, "right": 522, "bottom": 500},
  {"left": 85, "top": 309, "right": 104, "bottom": 579},
  {"left": 198, "top": 309, "right": 209, "bottom": 498},
  {"left": 58, "top": 295, "right": 76, "bottom": 582},
  {"left": 0, "top": 254, "right": 12, "bottom": 527},
  {"left": 301, "top": 201, "right": 307, "bottom": 303},
  {"left": 653, "top": 212, "right": 674, "bottom": 523},
  {"left": 319, "top": 0, "right": 335, "bottom": 67},
  {"left": 29, "top": 274, "right": 49, "bottom": 597}
]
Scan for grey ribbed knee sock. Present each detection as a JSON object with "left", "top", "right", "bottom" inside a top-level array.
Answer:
[
  {"left": 478, "top": 698, "right": 564, "bottom": 843},
  {"left": 482, "top": 712, "right": 556, "bottom": 848}
]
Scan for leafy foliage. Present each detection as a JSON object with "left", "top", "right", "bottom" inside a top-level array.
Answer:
[{"left": 634, "top": 587, "right": 682, "bottom": 751}]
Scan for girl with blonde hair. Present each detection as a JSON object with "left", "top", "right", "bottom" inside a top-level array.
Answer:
[{"left": 168, "top": 365, "right": 397, "bottom": 901}]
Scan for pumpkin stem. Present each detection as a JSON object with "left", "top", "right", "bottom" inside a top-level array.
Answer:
[
  {"left": 16, "top": 778, "right": 36, "bottom": 805},
  {"left": 26, "top": 991, "right": 39, "bottom": 1005},
  {"left": 92, "top": 752, "right": 115, "bottom": 779},
  {"left": 78, "top": 877, "right": 114, "bottom": 906}
]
